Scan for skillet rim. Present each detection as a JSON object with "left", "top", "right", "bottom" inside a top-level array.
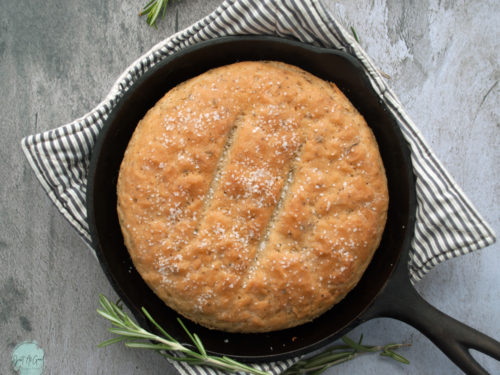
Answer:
[{"left": 86, "top": 35, "right": 417, "bottom": 362}]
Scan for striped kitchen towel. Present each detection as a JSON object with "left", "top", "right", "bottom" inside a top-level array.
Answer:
[{"left": 20, "top": 0, "right": 496, "bottom": 374}]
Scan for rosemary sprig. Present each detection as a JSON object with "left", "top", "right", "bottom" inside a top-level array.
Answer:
[
  {"left": 283, "top": 334, "right": 410, "bottom": 375},
  {"left": 140, "top": 0, "right": 170, "bottom": 27},
  {"left": 97, "top": 294, "right": 269, "bottom": 375},
  {"left": 97, "top": 294, "right": 410, "bottom": 374}
]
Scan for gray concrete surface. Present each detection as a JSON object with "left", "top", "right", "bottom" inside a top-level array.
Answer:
[{"left": 1, "top": 0, "right": 499, "bottom": 374}]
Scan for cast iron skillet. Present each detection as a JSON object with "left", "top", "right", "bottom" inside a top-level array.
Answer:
[{"left": 87, "top": 36, "right": 500, "bottom": 374}]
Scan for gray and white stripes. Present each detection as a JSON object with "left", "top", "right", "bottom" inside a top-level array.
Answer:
[{"left": 21, "top": 0, "right": 496, "bottom": 374}]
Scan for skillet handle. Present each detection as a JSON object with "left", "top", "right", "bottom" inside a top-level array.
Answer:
[{"left": 366, "top": 274, "right": 500, "bottom": 375}]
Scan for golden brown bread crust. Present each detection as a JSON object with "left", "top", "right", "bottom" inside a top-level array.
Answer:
[{"left": 117, "top": 61, "right": 388, "bottom": 332}]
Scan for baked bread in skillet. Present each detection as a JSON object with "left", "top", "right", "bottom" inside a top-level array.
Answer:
[{"left": 117, "top": 61, "right": 388, "bottom": 332}]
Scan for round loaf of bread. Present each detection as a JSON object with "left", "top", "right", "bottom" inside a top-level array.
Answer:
[{"left": 117, "top": 61, "right": 388, "bottom": 333}]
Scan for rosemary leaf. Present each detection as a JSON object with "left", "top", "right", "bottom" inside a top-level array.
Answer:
[
  {"left": 176, "top": 317, "right": 198, "bottom": 347},
  {"left": 98, "top": 336, "right": 127, "bottom": 348},
  {"left": 141, "top": 306, "right": 176, "bottom": 342},
  {"left": 193, "top": 333, "right": 207, "bottom": 357},
  {"left": 96, "top": 309, "right": 123, "bottom": 326},
  {"left": 342, "top": 335, "right": 376, "bottom": 352},
  {"left": 381, "top": 350, "right": 411, "bottom": 364},
  {"left": 350, "top": 26, "right": 360, "bottom": 43},
  {"left": 124, "top": 342, "right": 173, "bottom": 351},
  {"left": 108, "top": 328, "right": 155, "bottom": 340}
]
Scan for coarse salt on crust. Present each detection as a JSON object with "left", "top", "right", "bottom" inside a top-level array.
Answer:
[{"left": 117, "top": 61, "right": 388, "bottom": 333}]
